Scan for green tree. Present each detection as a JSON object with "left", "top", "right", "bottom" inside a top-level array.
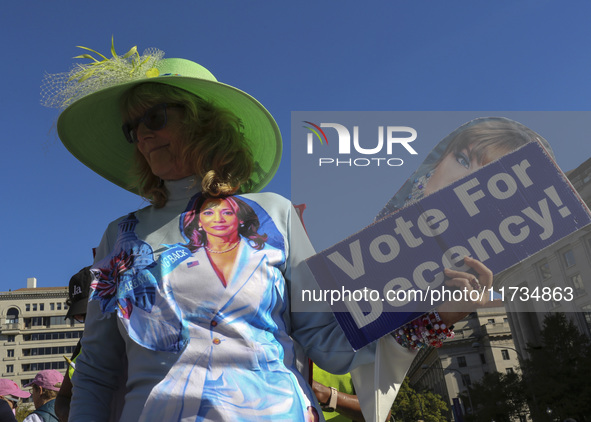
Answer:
[
  {"left": 16, "top": 404, "right": 32, "bottom": 422},
  {"left": 459, "top": 371, "right": 528, "bottom": 422},
  {"left": 392, "top": 377, "right": 449, "bottom": 422},
  {"left": 522, "top": 312, "right": 591, "bottom": 422}
]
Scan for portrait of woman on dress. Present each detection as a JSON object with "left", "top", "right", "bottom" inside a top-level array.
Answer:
[
  {"left": 151, "top": 194, "right": 306, "bottom": 420},
  {"left": 181, "top": 194, "right": 279, "bottom": 287}
]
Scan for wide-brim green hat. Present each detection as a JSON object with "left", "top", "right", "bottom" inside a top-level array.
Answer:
[{"left": 49, "top": 45, "right": 282, "bottom": 194}]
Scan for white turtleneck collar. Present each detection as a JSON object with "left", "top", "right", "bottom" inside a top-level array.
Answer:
[{"left": 164, "top": 177, "right": 201, "bottom": 203}]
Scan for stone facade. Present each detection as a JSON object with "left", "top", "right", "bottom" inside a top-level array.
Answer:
[{"left": 0, "top": 278, "right": 82, "bottom": 387}]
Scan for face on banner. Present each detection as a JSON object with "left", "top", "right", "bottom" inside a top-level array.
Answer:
[{"left": 376, "top": 116, "right": 555, "bottom": 219}]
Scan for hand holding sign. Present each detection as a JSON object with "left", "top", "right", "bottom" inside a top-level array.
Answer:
[{"left": 438, "top": 256, "right": 494, "bottom": 327}]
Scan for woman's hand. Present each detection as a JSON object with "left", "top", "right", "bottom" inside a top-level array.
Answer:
[{"left": 437, "top": 256, "right": 493, "bottom": 327}]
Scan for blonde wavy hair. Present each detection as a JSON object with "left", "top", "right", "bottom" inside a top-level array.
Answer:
[
  {"left": 434, "top": 118, "right": 542, "bottom": 168},
  {"left": 120, "top": 83, "right": 254, "bottom": 207}
]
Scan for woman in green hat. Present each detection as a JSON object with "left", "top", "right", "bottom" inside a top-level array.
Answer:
[{"left": 45, "top": 41, "right": 491, "bottom": 422}]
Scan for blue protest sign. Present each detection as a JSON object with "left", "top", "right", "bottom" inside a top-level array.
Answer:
[{"left": 306, "top": 141, "right": 591, "bottom": 350}]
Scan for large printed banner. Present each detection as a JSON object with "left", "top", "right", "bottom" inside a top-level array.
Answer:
[{"left": 306, "top": 141, "right": 591, "bottom": 350}]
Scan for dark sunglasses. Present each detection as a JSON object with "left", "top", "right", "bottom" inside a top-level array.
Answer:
[{"left": 122, "top": 103, "right": 183, "bottom": 144}]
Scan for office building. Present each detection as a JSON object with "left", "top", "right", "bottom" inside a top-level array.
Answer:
[{"left": 0, "top": 277, "right": 82, "bottom": 387}]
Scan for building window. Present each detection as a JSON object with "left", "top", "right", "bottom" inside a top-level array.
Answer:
[
  {"left": 487, "top": 318, "right": 495, "bottom": 324},
  {"left": 39, "top": 304, "right": 44, "bottom": 311},
  {"left": 501, "top": 350, "right": 510, "bottom": 360},
  {"left": 569, "top": 274, "right": 585, "bottom": 296},
  {"left": 31, "top": 317, "right": 44, "bottom": 327},
  {"left": 538, "top": 261, "right": 552, "bottom": 280},
  {"left": 57, "top": 303, "right": 62, "bottom": 311},
  {"left": 457, "top": 356, "right": 467, "bottom": 367},
  {"left": 50, "top": 303, "right": 55, "bottom": 311},
  {"left": 49, "top": 316, "right": 67, "bottom": 327},
  {"left": 6, "top": 308, "right": 19, "bottom": 324},
  {"left": 32, "top": 304, "right": 37, "bottom": 312},
  {"left": 479, "top": 353, "right": 486, "bottom": 364},
  {"left": 22, "top": 331, "right": 83, "bottom": 341},
  {"left": 6, "top": 365, "right": 13, "bottom": 373},
  {"left": 22, "top": 345, "right": 76, "bottom": 357},
  {"left": 25, "top": 304, "right": 30, "bottom": 312},
  {"left": 582, "top": 305, "right": 591, "bottom": 335},
  {"left": 22, "top": 361, "right": 67, "bottom": 373},
  {"left": 7, "top": 336, "right": 15, "bottom": 343},
  {"left": 506, "top": 367, "right": 514, "bottom": 374},
  {"left": 461, "top": 374, "right": 471, "bottom": 386},
  {"left": 563, "top": 249, "right": 576, "bottom": 268},
  {"left": 7, "top": 350, "right": 14, "bottom": 358}
]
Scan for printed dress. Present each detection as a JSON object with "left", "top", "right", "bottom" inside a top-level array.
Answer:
[{"left": 70, "top": 179, "right": 416, "bottom": 422}]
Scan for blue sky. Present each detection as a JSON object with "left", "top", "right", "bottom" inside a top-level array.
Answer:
[{"left": 2, "top": 1, "right": 591, "bottom": 292}]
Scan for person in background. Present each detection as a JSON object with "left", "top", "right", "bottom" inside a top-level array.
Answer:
[
  {"left": 23, "top": 370, "right": 64, "bottom": 422},
  {"left": 55, "top": 267, "right": 91, "bottom": 422},
  {"left": 313, "top": 367, "right": 370, "bottom": 422},
  {"left": 0, "top": 379, "right": 30, "bottom": 422},
  {"left": 0, "top": 400, "right": 17, "bottom": 422}
]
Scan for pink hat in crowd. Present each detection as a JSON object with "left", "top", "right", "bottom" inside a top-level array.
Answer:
[
  {"left": 23, "top": 370, "right": 64, "bottom": 391},
  {"left": 0, "top": 379, "right": 31, "bottom": 398}
]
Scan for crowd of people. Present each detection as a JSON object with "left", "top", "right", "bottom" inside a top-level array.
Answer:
[{"left": 0, "top": 369, "right": 64, "bottom": 421}]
